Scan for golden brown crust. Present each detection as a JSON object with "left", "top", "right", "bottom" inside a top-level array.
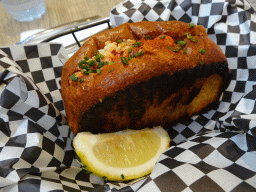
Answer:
[{"left": 61, "top": 21, "right": 228, "bottom": 135}]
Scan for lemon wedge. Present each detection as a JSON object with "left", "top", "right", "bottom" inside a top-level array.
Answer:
[{"left": 73, "top": 126, "right": 170, "bottom": 181}]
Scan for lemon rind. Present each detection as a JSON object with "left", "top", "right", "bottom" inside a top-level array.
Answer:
[{"left": 73, "top": 126, "right": 170, "bottom": 181}]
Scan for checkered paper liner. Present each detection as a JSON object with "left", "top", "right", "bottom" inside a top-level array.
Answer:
[{"left": 0, "top": 0, "right": 256, "bottom": 191}]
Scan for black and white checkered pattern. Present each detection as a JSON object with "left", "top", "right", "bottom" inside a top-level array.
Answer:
[
  {"left": 0, "top": 43, "right": 67, "bottom": 115},
  {"left": 136, "top": 130, "right": 256, "bottom": 192},
  {"left": 0, "top": 43, "right": 96, "bottom": 192},
  {"left": 107, "top": 0, "right": 256, "bottom": 191},
  {"left": 0, "top": 0, "right": 256, "bottom": 191}
]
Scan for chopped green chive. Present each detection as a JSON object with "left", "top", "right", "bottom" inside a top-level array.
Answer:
[
  {"left": 82, "top": 70, "right": 90, "bottom": 75},
  {"left": 139, "top": 51, "right": 144, "bottom": 56},
  {"left": 95, "top": 55, "right": 101, "bottom": 62},
  {"left": 88, "top": 60, "right": 96, "bottom": 66},
  {"left": 94, "top": 51, "right": 99, "bottom": 56},
  {"left": 134, "top": 52, "right": 138, "bottom": 57},
  {"left": 199, "top": 61, "right": 204, "bottom": 65},
  {"left": 102, "top": 176, "right": 108, "bottom": 181},
  {"left": 78, "top": 63, "right": 88, "bottom": 69},
  {"left": 128, "top": 48, "right": 132, "bottom": 53},
  {"left": 199, "top": 48, "right": 206, "bottom": 54},
  {"left": 121, "top": 56, "right": 129, "bottom": 65},
  {"left": 121, "top": 174, "right": 125, "bottom": 180},
  {"left": 96, "top": 69, "right": 101, "bottom": 74},
  {"left": 183, "top": 50, "right": 187, "bottom": 54},
  {"left": 78, "top": 79, "right": 84, "bottom": 83},
  {"left": 118, "top": 39, "right": 122, "bottom": 44},
  {"left": 129, "top": 54, "right": 134, "bottom": 59},
  {"left": 189, "top": 23, "right": 195, "bottom": 28},
  {"left": 75, "top": 26, "right": 79, "bottom": 31},
  {"left": 160, "top": 35, "right": 166, "bottom": 39},
  {"left": 145, "top": 35, "right": 151, "bottom": 39},
  {"left": 86, "top": 170, "right": 92, "bottom": 174},
  {"left": 168, "top": 46, "right": 183, "bottom": 52},
  {"left": 131, "top": 45, "right": 135, "bottom": 48},
  {"left": 187, "top": 34, "right": 198, "bottom": 42},
  {"left": 177, "top": 41, "right": 187, "bottom": 47},
  {"left": 108, "top": 69, "right": 115, "bottom": 73},
  {"left": 84, "top": 56, "right": 89, "bottom": 61},
  {"left": 70, "top": 74, "right": 78, "bottom": 81},
  {"left": 108, "top": 61, "right": 114, "bottom": 65},
  {"left": 134, "top": 42, "right": 142, "bottom": 47},
  {"left": 98, "top": 61, "right": 106, "bottom": 68},
  {"left": 79, "top": 60, "right": 87, "bottom": 65}
]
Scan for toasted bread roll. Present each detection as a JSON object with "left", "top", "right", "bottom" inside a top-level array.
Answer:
[{"left": 61, "top": 21, "right": 232, "bottom": 135}]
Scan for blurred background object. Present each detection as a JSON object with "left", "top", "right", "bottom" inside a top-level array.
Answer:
[
  {"left": 1, "top": 0, "right": 46, "bottom": 22},
  {"left": 0, "top": 0, "right": 124, "bottom": 46}
]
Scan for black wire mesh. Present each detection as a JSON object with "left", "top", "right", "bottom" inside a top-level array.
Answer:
[{"left": 0, "top": 17, "right": 112, "bottom": 85}]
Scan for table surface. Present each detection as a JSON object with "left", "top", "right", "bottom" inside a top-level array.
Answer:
[
  {"left": 0, "top": 0, "right": 124, "bottom": 46},
  {"left": 0, "top": 0, "right": 256, "bottom": 46}
]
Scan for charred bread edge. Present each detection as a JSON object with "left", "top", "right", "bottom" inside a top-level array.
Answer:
[{"left": 80, "top": 61, "right": 232, "bottom": 134}]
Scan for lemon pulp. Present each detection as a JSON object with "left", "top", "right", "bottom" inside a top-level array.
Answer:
[{"left": 93, "top": 131, "right": 161, "bottom": 167}]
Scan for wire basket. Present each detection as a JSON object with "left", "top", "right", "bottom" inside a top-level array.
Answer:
[{"left": 0, "top": 16, "right": 111, "bottom": 88}]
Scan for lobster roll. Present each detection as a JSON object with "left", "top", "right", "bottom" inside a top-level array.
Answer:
[{"left": 61, "top": 21, "right": 232, "bottom": 135}]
